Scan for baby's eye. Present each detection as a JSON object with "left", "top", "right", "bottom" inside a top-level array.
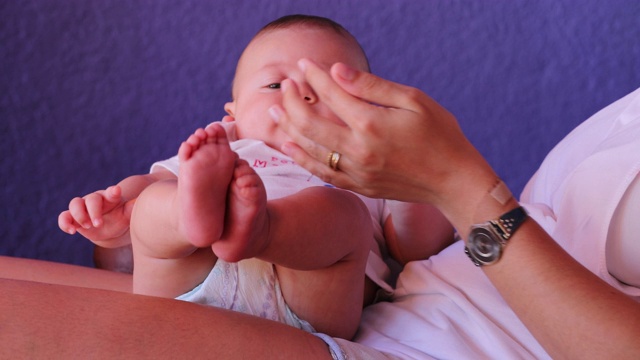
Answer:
[{"left": 267, "top": 83, "right": 281, "bottom": 89}]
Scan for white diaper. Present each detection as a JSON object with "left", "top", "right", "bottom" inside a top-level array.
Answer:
[{"left": 176, "top": 258, "right": 315, "bottom": 332}]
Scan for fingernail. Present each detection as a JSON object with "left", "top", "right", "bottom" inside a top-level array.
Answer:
[
  {"left": 336, "top": 63, "right": 356, "bottom": 81},
  {"left": 298, "top": 59, "right": 308, "bottom": 72},
  {"left": 93, "top": 219, "right": 101, "bottom": 227},
  {"left": 268, "top": 106, "right": 280, "bottom": 123}
]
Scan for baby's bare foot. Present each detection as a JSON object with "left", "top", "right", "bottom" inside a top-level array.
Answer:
[
  {"left": 177, "top": 124, "right": 237, "bottom": 247},
  {"left": 212, "top": 159, "right": 269, "bottom": 262}
]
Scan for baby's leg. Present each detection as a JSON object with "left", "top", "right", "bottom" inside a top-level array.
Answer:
[
  {"left": 177, "top": 125, "right": 237, "bottom": 247},
  {"left": 259, "top": 187, "right": 372, "bottom": 339},
  {"left": 130, "top": 124, "right": 236, "bottom": 297},
  {"left": 211, "top": 158, "right": 270, "bottom": 262},
  {"left": 276, "top": 233, "right": 370, "bottom": 339}
]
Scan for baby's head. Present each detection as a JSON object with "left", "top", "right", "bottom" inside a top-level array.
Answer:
[{"left": 224, "top": 15, "right": 369, "bottom": 150}]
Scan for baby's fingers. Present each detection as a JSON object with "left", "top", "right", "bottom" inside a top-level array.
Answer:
[
  {"left": 58, "top": 210, "right": 80, "bottom": 234},
  {"left": 102, "top": 185, "right": 123, "bottom": 205},
  {"left": 82, "top": 192, "right": 110, "bottom": 227},
  {"left": 67, "top": 196, "right": 96, "bottom": 229}
]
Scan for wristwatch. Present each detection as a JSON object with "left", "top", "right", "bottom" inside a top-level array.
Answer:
[{"left": 464, "top": 206, "right": 528, "bottom": 266}]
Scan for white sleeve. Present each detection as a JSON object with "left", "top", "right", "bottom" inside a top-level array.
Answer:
[{"left": 150, "top": 155, "right": 180, "bottom": 175}]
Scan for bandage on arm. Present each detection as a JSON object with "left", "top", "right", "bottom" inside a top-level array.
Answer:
[{"left": 606, "top": 174, "right": 640, "bottom": 287}]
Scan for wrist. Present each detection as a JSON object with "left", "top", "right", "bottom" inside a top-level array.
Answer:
[
  {"left": 454, "top": 178, "right": 527, "bottom": 267},
  {"left": 436, "top": 172, "right": 515, "bottom": 238},
  {"left": 471, "top": 178, "right": 519, "bottom": 219},
  {"left": 465, "top": 205, "right": 528, "bottom": 266}
]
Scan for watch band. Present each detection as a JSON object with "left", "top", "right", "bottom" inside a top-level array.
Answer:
[{"left": 489, "top": 206, "right": 528, "bottom": 241}]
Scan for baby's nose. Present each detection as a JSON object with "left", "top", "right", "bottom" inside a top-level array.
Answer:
[{"left": 300, "top": 85, "right": 318, "bottom": 104}]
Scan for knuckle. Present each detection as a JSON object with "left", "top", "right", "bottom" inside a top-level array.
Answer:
[
  {"left": 354, "top": 114, "right": 377, "bottom": 135},
  {"left": 69, "top": 197, "right": 83, "bottom": 208},
  {"left": 359, "top": 73, "right": 379, "bottom": 94},
  {"left": 351, "top": 145, "right": 378, "bottom": 168},
  {"left": 404, "top": 86, "right": 424, "bottom": 102},
  {"left": 315, "top": 170, "right": 334, "bottom": 184}
]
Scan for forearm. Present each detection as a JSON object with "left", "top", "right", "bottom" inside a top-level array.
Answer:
[
  {"left": 0, "top": 278, "right": 332, "bottom": 359},
  {"left": 446, "top": 167, "right": 640, "bottom": 359},
  {"left": 488, "top": 221, "right": 640, "bottom": 359}
]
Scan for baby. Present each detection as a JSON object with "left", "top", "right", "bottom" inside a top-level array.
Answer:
[{"left": 59, "top": 15, "right": 453, "bottom": 339}]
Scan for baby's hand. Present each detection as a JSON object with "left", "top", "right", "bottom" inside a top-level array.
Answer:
[{"left": 58, "top": 185, "right": 133, "bottom": 247}]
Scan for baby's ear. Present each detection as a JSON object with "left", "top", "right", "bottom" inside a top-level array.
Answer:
[{"left": 224, "top": 101, "right": 236, "bottom": 118}]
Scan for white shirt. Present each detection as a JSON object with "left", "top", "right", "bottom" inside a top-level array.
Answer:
[{"left": 335, "top": 87, "right": 640, "bottom": 359}]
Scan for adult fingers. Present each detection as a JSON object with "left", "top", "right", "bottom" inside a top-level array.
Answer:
[
  {"left": 275, "top": 78, "right": 352, "bottom": 156},
  {"left": 296, "top": 59, "right": 413, "bottom": 166},
  {"left": 295, "top": 59, "right": 374, "bottom": 138},
  {"left": 329, "top": 62, "right": 429, "bottom": 114},
  {"left": 276, "top": 70, "right": 381, "bottom": 181},
  {"left": 280, "top": 141, "right": 360, "bottom": 191},
  {"left": 273, "top": 79, "right": 362, "bottom": 189},
  {"left": 273, "top": 65, "right": 388, "bottom": 191}
]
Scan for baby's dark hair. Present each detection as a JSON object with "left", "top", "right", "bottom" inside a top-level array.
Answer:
[
  {"left": 256, "top": 14, "right": 370, "bottom": 71},
  {"left": 229, "top": 15, "right": 370, "bottom": 99}
]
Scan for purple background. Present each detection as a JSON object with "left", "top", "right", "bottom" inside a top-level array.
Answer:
[{"left": 2, "top": 0, "right": 639, "bottom": 267}]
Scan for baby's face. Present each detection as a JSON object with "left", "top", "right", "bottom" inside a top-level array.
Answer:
[{"left": 224, "top": 26, "right": 368, "bottom": 150}]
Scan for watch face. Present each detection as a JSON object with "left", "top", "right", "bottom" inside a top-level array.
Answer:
[{"left": 468, "top": 226, "right": 502, "bottom": 265}]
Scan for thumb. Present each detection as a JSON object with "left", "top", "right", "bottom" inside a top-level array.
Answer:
[{"left": 123, "top": 198, "right": 136, "bottom": 221}]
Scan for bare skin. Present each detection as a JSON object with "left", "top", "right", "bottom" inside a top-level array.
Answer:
[
  {"left": 130, "top": 124, "right": 269, "bottom": 298},
  {"left": 129, "top": 123, "right": 372, "bottom": 339},
  {"left": 0, "top": 278, "right": 332, "bottom": 360},
  {"left": 0, "top": 255, "right": 132, "bottom": 292},
  {"left": 176, "top": 126, "right": 238, "bottom": 249}
]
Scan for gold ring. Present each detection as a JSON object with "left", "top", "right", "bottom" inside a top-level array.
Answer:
[{"left": 327, "top": 151, "right": 342, "bottom": 171}]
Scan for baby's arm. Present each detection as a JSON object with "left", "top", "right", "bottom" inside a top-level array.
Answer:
[
  {"left": 383, "top": 201, "right": 454, "bottom": 264},
  {"left": 58, "top": 169, "right": 175, "bottom": 248}
]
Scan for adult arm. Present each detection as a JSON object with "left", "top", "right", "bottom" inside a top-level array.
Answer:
[
  {"left": 270, "top": 59, "right": 640, "bottom": 359},
  {"left": 0, "top": 278, "right": 333, "bottom": 359},
  {"left": 0, "top": 256, "right": 131, "bottom": 292}
]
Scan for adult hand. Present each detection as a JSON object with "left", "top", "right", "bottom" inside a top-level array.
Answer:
[{"left": 270, "top": 59, "right": 496, "bottom": 212}]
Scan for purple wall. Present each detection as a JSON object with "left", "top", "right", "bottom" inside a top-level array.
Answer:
[{"left": 2, "top": 0, "right": 639, "bottom": 267}]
